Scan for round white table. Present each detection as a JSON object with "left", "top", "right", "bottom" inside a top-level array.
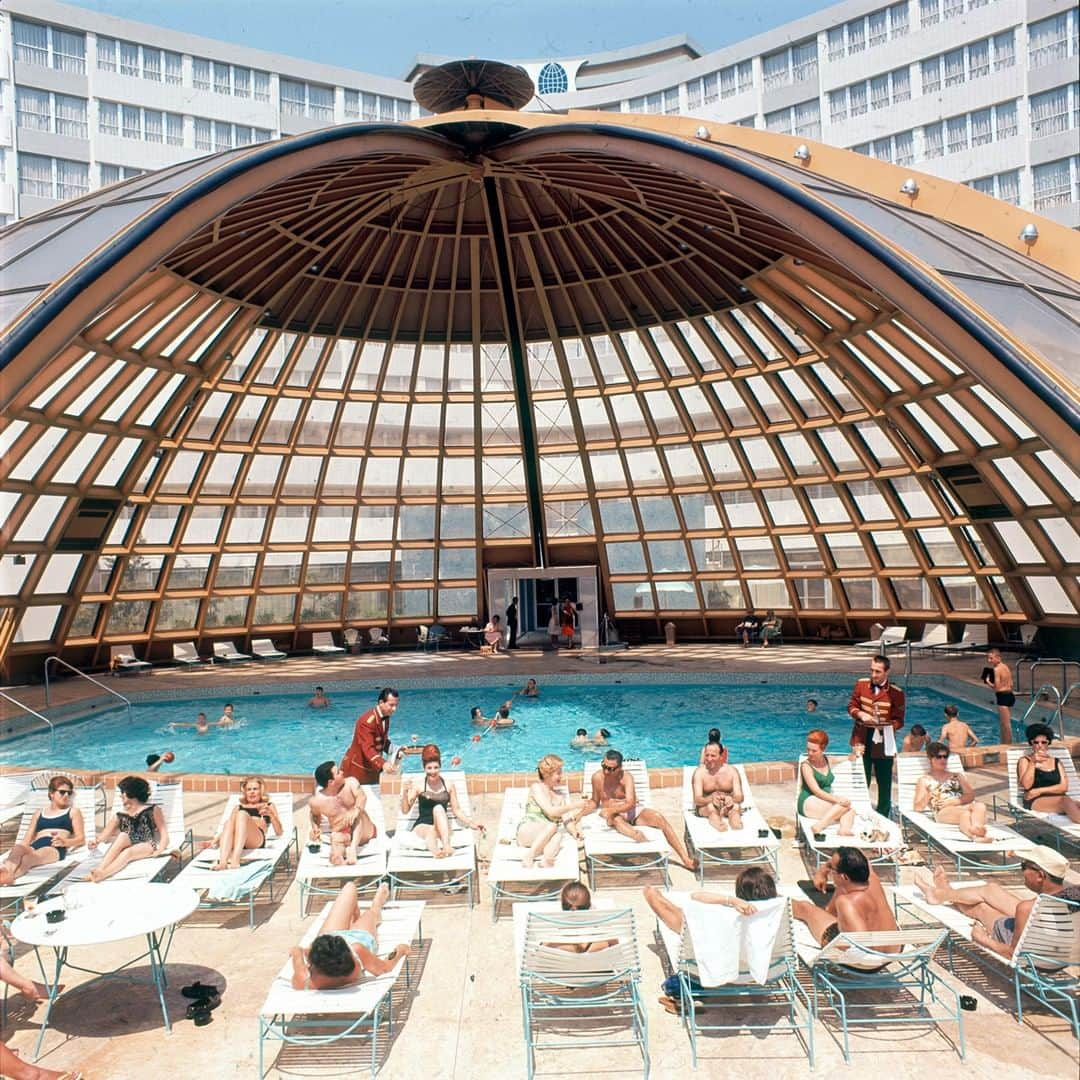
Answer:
[{"left": 11, "top": 881, "right": 200, "bottom": 1058}]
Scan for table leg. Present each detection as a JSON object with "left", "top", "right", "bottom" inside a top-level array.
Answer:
[
  {"left": 147, "top": 930, "right": 171, "bottom": 1030},
  {"left": 32, "top": 945, "right": 66, "bottom": 1061}
]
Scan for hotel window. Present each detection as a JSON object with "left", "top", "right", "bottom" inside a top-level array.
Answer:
[
  {"left": 829, "top": 89, "right": 847, "bottom": 122},
  {"left": 828, "top": 27, "right": 845, "bottom": 60},
  {"left": 719, "top": 67, "right": 735, "bottom": 98},
  {"left": 892, "top": 66, "right": 910, "bottom": 102},
  {"left": 889, "top": 2, "right": 909, "bottom": 37},
  {"left": 847, "top": 17, "right": 866, "bottom": 53},
  {"left": 849, "top": 82, "right": 868, "bottom": 117},
  {"left": 894, "top": 129, "right": 914, "bottom": 165},
  {"left": 213, "top": 61, "right": 231, "bottom": 95},
  {"left": 18, "top": 154, "right": 88, "bottom": 200},
  {"left": 919, "top": 0, "right": 940, "bottom": 27},
  {"left": 992, "top": 30, "right": 1015, "bottom": 70},
  {"left": 97, "top": 36, "right": 116, "bottom": 71},
  {"left": 234, "top": 67, "right": 251, "bottom": 98},
  {"left": 968, "top": 39, "right": 989, "bottom": 79},
  {"left": 13, "top": 20, "right": 85, "bottom": 73},
  {"left": 970, "top": 107, "right": 992, "bottom": 146},
  {"left": 870, "top": 74, "right": 890, "bottom": 110},
  {"left": 1030, "top": 85, "right": 1074, "bottom": 138},
  {"left": 254, "top": 71, "right": 271, "bottom": 101},
  {"left": 923, "top": 122, "right": 944, "bottom": 159},
  {"left": 762, "top": 49, "right": 790, "bottom": 90},
  {"left": 943, "top": 48, "right": 965, "bottom": 87},
  {"left": 311, "top": 84, "right": 334, "bottom": 120},
  {"left": 792, "top": 41, "right": 817, "bottom": 82},
  {"left": 344, "top": 89, "right": 360, "bottom": 117},
  {"left": 280, "top": 79, "right": 334, "bottom": 120},
  {"left": 994, "top": 99, "right": 1017, "bottom": 139},
  {"left": 946, "top": 115, "right": 968, "bottom": 153},
  {"left": 967, "top": 169, "right": 1020, "bottom": 205},
  {"left": 143, "top": 47, "right": 161, "bottom": 81},
  {"left": 122, "top": 104, "right": 140, "bottom": 139},
  {"left": 868, "top": 9, "right": 888, "bottom": 46},
  {"left": 193, "top": 57, "right": 211, "bottom": 90},
  {"left": 16, "top": 89, "right": 88, "bottom": 139},
  {"left": 1033, "top": 157, "right": 1077, "bottom": 210},
  {"left": 921, "top": 57, "right": 941, "bottom": 94},
  {"left": 737, "top": 61, "right": 753, "bottom": 93},
  {"left": 1028, "top": 13, "right": 1075, "bottom": 68},
  {"left": 942, "top": 0, "right": 963, "bottom": 19},
  {"left": 686, "top": 79, "right": 702, "bottom": 108},
  {"left": 194, "top": 117, "right": 212, "bottom": 151},
  {"left": 794, "top": 99, "right": 820, "bottom": 138},
  {"left": 166, "top": 114, "right": 184, "bottom": 145},
  {"left": 120, "top": 41, "right": 139, "bottom": 76},
  {"left": 764, "top": 108, "right": 792, "bottom": 134},
  {"left": 99, "top": 162, "right": 141, "bottom": 186},
  {"left": 165, "top": 52, "right": 183, "bottom": 84}
]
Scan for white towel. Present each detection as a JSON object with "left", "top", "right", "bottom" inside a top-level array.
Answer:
[{"left": 681, "top": 896, "right": 786, "bottom": 986}]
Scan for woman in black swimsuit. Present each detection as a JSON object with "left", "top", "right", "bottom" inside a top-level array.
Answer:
[
  {"left": 208, "top": 775, "right": 282, "bottom": 871},
  {"left": 400, "top": 745, "right": 483, "bottom": 858},
  {"left": 89, "top": 775, "right": 169, "bottom": 882},
  {"left": 0, "top": 775, "right": 85, "bottom": 886},
  {"left": 1017, "top": 723, "right": 1080, "bottom": 822}
]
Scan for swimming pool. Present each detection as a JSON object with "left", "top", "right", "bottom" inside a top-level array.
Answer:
[{"left": 4, "top": 676, "right": 1003, "bottom": 776}]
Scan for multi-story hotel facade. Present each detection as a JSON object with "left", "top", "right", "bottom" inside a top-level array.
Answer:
[{"left": 1, "top": 0, "right": 1077, "bottom": 228}]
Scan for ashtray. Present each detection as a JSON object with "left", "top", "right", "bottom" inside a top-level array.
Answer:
[
  {"left": 307, "top": 843, "right": 321, "bottom": 854},
  {"left": 813, "top": 832, "right": 827, "bottom": 842},
  {"left": 757, "top": 829, "right": 770, "bottom": 838},
  {"left": 46, "top": 909, "right": 66, "bottom": 924}
]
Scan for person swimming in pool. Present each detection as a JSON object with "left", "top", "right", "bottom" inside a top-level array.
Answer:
[
  {"left": 170, "top": 709, "right": 230, "bottom": 734},
  {"left": 570, "top": 728, "right": 590, "bottom": 749}
]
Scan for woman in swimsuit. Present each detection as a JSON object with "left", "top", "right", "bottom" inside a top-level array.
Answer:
[
  {"left": 88, "top": 775, "right": 169, "bottom": 882},
  {"left": 400, "top": 745, "right": 483, "bottom": 858},
  {"left": 516, "top": 753, "right": 583, "bottom": 868},
  {"left": 1017, "top": 723, "right": 1080, "bottom": 822},
  {"left": 913, "top": 741, "right": 991, "bottom": 840},
  {"left": 0, "top": 776, "right": 85, "bottom": 886},
  {"left": 797, "top": 730, "right": 857, "bottom": 835},
  {"left": 205, "top": 775, "right": 283, "bottom": 871}
]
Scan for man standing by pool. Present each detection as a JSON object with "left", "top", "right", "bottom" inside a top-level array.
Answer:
[
  {"left": 341, "top": 687, "right": 400, "bottom": 784},
  {"left": 505, "top": 595, "right": 519, "bottom": 650},
  {"left": 848, "top": 655, "right": 904, "bottom": 818},
  {"left": 983, "top": 648, "right": 1014, "bottom": 744}
]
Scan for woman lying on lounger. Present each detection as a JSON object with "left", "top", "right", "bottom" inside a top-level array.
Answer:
[
  {"left": 797, "top": 730, "right": 857, "bottom": 836},
  {"left": 516, "top": 753, "right": 584, "bottom": 868},
  {"left": 203, "top": 775, "right": 282, "bottom": 871},
  {"left": 0, "top": 776, "right": 85, "bottom": 886},
  {"left": 913, "top": 741, "right": 992, "bottom": 841},
  {"left": 291, "top": 882, "right": 410, "bottom": 989},
  {"left": 88, "top": 775, "right": 168, "bottom": 883}
]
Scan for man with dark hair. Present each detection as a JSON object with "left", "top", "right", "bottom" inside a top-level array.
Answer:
[
  {"left": 902, "top": 724, "right": 929, "bottom": 753},
  {"left": 984, "top": 648, "right": 1015, "bottom": 744},
  {"left": 915, "top": 845, "right": 1078, "bottom": 959},
  {"left": 579, "top": 750, "right": 698, "bottom": 871},
  {"left": 940, "top": 704, "right": 978, "bottom": 751},
  {"left": 340, "top": 687, "right": 400, "bottom": 784},
  {"left": 310, "top": 761, "right": 377, "bottom": 865},
  {"left": 792, "top": 846, "right": 899, "bottom": 951},
  {"left": 505, "top": 595, "right": 519, "bottom": 650},
  {"left": 848, "top": 655, "right": 905, "bottom": 817}
]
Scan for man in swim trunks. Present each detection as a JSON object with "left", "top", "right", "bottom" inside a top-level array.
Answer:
[
  {"left": 791, "top": 847, "right": 900, "bottom": 961},
  {"left": 939, "top": 704, "right": 979, "bottom": 752},
  {"left": 290, "top": 882, "right": 410, "bottom": 990},
  {"left": 691, "top": 742, "right": 744, "bottom": 832},
  {"left": 310, "top": 761, "right": 378, "bottom": 865},
  {"left": 579, "top": 750, "right": 698, "bottom": 871},
  {"left": 984, "top": 649, "right": 1014, "bottom": 744},
  {"left": 341, "top": 687, "right": 400, "bottom": 784},
  {"left": 915, "top": 844, "right": 1078, "bottom": 959}
]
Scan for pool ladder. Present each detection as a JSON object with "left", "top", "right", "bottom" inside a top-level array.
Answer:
[{"left": 43, "top": 655, "right": 133, "bottom": 725}]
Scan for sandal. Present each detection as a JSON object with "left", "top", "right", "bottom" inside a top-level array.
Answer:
[{"left": 182, "top": 981, "right": 220, "bottom": 999}]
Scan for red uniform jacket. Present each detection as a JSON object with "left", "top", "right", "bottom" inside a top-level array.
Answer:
[
  {"left": 341, "top": 705, "right": 390, "bottom": 784},
  {"left": 848, "top": 678, "right": 905, "bottom": 760}
]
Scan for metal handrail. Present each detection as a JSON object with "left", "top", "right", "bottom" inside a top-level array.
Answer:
[
  {"left": 1061, "top": 683, "right": 1080, "bottom": 711},
  {"left": 1018, "top": 684, "right": 1063, "bottom": 740},
  {"left": 0, "top": 691, "right": 55, "bottom": 753},
  {"left": 1022, "top": 659, "right": 1080, "bottom": 699},
  {"left": 44, "top": 656, "right": 132, "bottom": 723}
]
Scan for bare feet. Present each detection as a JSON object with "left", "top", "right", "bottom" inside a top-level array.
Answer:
[
  {"left": 521, "top": 855, "right": 535, "bottom": 869},
  {"left": 915, "top": 868, "right": 949, "bottom": 905},
  {"left": 681, "top": 857, "right": 700, "bottom": 872},
  {"left": 627, "top": 827, "right": 646, "bottom": 843},
  {"left": 210, "top": 862, "right": 228, "bottom": 872},
  {"left": 344, "top": 846, "right": 358, "bottom": 866},
  {"left": 329, "top": 847, "right": 346, "bottom": 867},
  {"left": 435, "top": 845, "right": 451, "bottom": 859}
]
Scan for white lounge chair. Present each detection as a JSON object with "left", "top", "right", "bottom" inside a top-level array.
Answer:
[
  {"left": 214, "top": 640, "right": 252, "bottom": 663},
  {"left": 174, "top": 792, "right": 297, "bottom": 927},
  {"left": 0, "top": 788, "right": 98, "bottom": 914},
  {"left": 514, "top": 901, "right": 647, "bottom": 1080},
  {"left": 932, "top": 624, "right": 988, "bottom": 655},
  {"left": 388, "top": 770, "right": 477, "bottom": 905},
  {"left": 487, "top": 787, "right": 581, "bottom": 921},
  {"left": 172, "top": 642, "right": 208, "bottom": 666},
  {"left": 343, "top": 628, "right": 361, "bottom": 653},
  {"left": 855, "top": 625, "right": 906, "bottom": 651},
  {"left": 258, "top": 897, "right": 425, "bottom": 1078},
  {"left": 681, "top": 765, "right": 780, "bottom": 882},
  {"left": 908, "top": 622, "right": 949, "bottom": 652},
  {"left": 792, "top": 889, "right": 965, "bottom": 1062},
  {"left": 297, "top": 784, "right": 389, "bottom": 916},
  {"left": 311, "top": 631, "right": 345, "bottom": 657},
  {"left": 581, "top": 759, "right": 670, "bottom": 888},
  {"left": 895, "top": 880, "right": 1079, "bottom": 1040},
  {"left": 110, "top": 644, "right": 152, "bottom": 674},
  {"left": 795, "top": 755, "right": 903, "bottom": 870},
  {"left": 1000, "top": 746, "right": 1080, "bottom": 849},
  {"left": 368, "top": 627, "right": 389, "bottom": 647},
  {"left": 252, "top": 638, "right": 287, "bottom": 661},
  {"left": 0, "top": 772, "right": 37, "bottom": 828},
  {"left": 654, "top": 888, "right": 813, "bottom": 1066},
  {"left": 896, "top": 752, "right": 1033, "bottom": 872}
]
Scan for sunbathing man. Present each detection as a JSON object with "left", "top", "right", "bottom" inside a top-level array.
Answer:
[
  {"left": 692, "top": 741, "right": 744, "bottom": 832},
  {"left": 310, "top": 761, "right": 377, "bottom": 865},
  {"left": 791, "top": 847, "right": 900, "bottom": 955},
  {"left": 939, "top": 704, "right": 978, "bottom": 752},
  {"left": 915, "top": 844, "right": 1078, "bottom": 959},
  {"left": 580, "top": 749, "right": 698, "bottom": 872},
  {"left": 290, "top": 881, "right": 410, "bottom": 990}
]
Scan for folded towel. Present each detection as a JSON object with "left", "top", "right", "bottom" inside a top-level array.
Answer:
[
  {"left": 682, "top": 896, "right": 786, "bottom": 986},
  {"left": 206, "top": 862, "right": 269, "bottom": 901}
]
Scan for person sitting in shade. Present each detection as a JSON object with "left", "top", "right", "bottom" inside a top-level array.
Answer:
[
  {"left": 759, "top": 610, "right": 782, "bottom": 648},
  {"left": 692, "top": 741, "right": 744, "bottom": 832},
  {"left": 483, "top": 614, "right": 504, "bottom": 655},
  {"left": 901, "top": 724, "right": 929, "bottom": 753},
  {"left": 734, "top": 611, "right": 760, "bottom": 647},
  {"left": 939, "top": 704, "right": 978, "bottom": 752}
]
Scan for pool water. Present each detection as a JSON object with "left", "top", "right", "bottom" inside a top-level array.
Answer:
[{"left": 4, "top": 679, "right": 1001, "bottom": 777}]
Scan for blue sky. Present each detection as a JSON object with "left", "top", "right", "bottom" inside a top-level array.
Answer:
[{"left": 71, "top": 0, "right": 832, "bottom": 78}]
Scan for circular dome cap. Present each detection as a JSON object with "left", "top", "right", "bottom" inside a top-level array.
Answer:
[{"left": 414, "top": 58, "right": 534, "bottom": 113}]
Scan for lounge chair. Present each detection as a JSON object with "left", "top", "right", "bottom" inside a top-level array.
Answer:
[
  {"left": 343, "top": 628, "right": 361, "bottom": 653},
  {"left": 110, "top": 644, "right": 152, "bottom": 674},
  {"left": 855, "top": 625, "right": 906, "bottom": 651},
  {"left": 581, "top": 759, "right": 670, "bottom": 888},
  {"left": 514, "top": 901, "right": 647, "bottom": 1080},
  {"left": 895, "top": 880, "right": 1079, "bottom": 1040},
  {"left": 795, "top": 755, "right": 903, "bottom": 870},
  {"left": 0, "top": 788, "right": 98, "bottom": 915},
  {"left": 258, "top": 897, "right": 425, "bottom": 1078},
  {"left": 681, "top": 765, "right": 780, "bottom": 882},
  {"left": 387, "top": 770, "right": 477, "bottom": 905},
  {"left": 311, "top": 632, "right": 345, "bottom": 657},
  {"left": 428, "top": 624, "right": 449, "bottom": 650},
  {"left": 368, "top": 627, "right": 389, "bottom": 647},
  {"left": 487, "top": 787, "right": 581, "bottom": 921},
  {"left": 792, "top": 889, "right": 965, "bottom": 1062},
  {"left": 0, "top": 771, "right": 37, "bottom": 829},
  {"left": 653, "top": 888, "right": 813, "bottom": 1066},
  {"left": 896, "top": 752, "right": 1033, "bottom": 873},
  {"left": 999, "top": 747, "right": 1080, "bottom": 849},
  {"left": 172, "top": 641, "right": 208, "bottom": 666},
  {"left": 932, "top": 624, "right": 988, "bottom": 656},
  {"left": 174, "top": 792, "right": 297, "bottom": 927},
  {"left": 252, "top": 638, "right": 287, "bottom": 661},
  {"left": 297, "top": 784, "right": 389, "bottom": 917},
  {"left": 416, "top": 625, "right": 429, "bottom": 650},
  {"left": 214, "top": 640, "right": 252, "bottom": 663},
  {"left": 908, "top": 622, "right": 949, "bottom": 652}
]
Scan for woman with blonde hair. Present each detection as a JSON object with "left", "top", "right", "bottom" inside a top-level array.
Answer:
[
  {"left": 207, "top": 775, "right": 283, "bottom": 871},
  {"left": 516, "top": 754, "right": 582, "bottom": 868}
]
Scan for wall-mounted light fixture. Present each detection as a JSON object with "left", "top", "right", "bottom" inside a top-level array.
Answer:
[
  {"left": 695, "top": 126, "right": 710, "bottom": 140},
  {"left": 899, "top": 178, "right": 919, "bottom": 197},
  {"left": 793, "top": 144, "right": 811, "bottom": 162},
  {"left": 1019, "top": 223, "right": 1039, "bottom": 244}
]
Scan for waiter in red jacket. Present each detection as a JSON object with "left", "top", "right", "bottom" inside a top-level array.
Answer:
[
  {"left": 848, "top": 654, "right": 905, "bottom": 818},
  {"left": 341, "top": 687, "right": 400, "bottom": 784}
]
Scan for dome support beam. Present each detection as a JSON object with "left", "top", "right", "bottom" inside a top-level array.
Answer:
[{"left": 482, "top": 173, "right": 548, "bottom": 568}]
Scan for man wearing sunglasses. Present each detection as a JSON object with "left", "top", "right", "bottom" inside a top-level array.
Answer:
[
  {"left": 848, "top": 655, "right": 905, "bottom": 817},
  {"left": 579, "top": 750, "right": 698, "bottom": 872}
]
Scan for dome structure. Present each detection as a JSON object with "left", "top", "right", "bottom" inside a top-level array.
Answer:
[{"left": 0, "top": 107, "right": 1077, "bottom": 680}]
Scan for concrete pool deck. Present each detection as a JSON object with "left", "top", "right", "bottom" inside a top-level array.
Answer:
[{"left": 1, "top": 645, "right": 1076, "bottom": 1079}]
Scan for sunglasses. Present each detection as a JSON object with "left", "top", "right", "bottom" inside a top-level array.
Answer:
[
  {"left": 601, "top": 764, "right": 619, "bottom": 773},
  {"left": 932, "top": 754, "right": 949, "bottom": 760},
  {"left": 1031, "top": 739, "right": 1050, "bottom": 746},
  {"left": 55, "top": 789, "right": 74, "bottom": 795}
]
